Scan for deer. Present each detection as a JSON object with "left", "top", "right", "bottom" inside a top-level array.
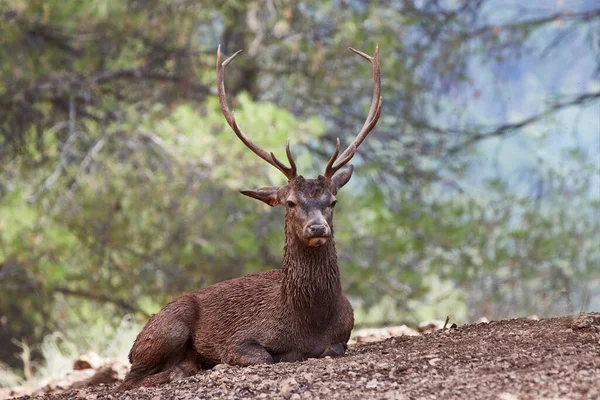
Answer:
[{"left": 119, "top": 45, "right": 382, "bottom": 391}]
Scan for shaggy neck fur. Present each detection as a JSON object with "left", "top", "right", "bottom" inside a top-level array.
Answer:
[{"left": 281, "top": 217, "right": 342, "bottom": 321}]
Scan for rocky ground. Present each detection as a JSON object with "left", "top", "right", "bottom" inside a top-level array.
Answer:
[{"left": 9, "top": 313, "right": 600, "bottom": 400}]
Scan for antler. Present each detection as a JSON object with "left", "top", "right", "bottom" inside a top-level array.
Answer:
[
  {"left": 216, "top": 45, "right": 297, "bottom": 180},
  {"left": 324, "top": 45, "right": 382, "bottom": 179}
]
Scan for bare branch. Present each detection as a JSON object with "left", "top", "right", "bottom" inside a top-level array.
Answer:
[
  {"left": 54, "top": 287, "right": 149, "bottom": 317},
  {"left": 0, "top": 69, "right": 213, "bottom": 110},
  {"left": 28, "top": 123, "right": 75, "bottom": 203},
  {"left": 90, "top": 68, "right": 214, "bottom": 95},
  {"left": 66, "top": 133, "right": 109, "bottom": 195},
  {"left": 415, "top": 91, "right": 600, "bottom": 154},
  {"left": 458, "top": 8, "right": 600, "bottom": 42}
]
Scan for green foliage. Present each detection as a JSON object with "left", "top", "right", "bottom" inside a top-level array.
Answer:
[{"left": 0, "top": 0, "right": 598, "bottom": 380}]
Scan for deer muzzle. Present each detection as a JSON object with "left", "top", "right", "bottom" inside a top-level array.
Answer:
[
  {"left": 304, "top": 220, "right": 331, "bottom": 247},
  {"left": 307, "top": 224, "right": 328, "bottom": 236}
]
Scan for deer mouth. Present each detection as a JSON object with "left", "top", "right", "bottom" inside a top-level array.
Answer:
[{"left": 307, "top": 237, "right": 329, "bottom": 247}]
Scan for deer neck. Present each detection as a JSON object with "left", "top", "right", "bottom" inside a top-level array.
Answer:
[{"left": 281, "top": 223, "right": 342, "bottom": 317}]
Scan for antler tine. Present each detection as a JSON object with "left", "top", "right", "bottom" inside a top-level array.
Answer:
[
  {"left": 332, "top": 94, "right": 382, "bottom": 169},
  {"left": 323, "top": 138, "right": 341, "bottom": 178},
  {"left": 269, "top": 140, "right": 297, "bottom": 178},
  {"left": 324, "top": 45, "right": 382, "bottom": 178},
  {"left": 285, "top": 140, "right": 297, "bottom": 175},
  {"left": 216, "top": 45, "right": 297, "bottom": 180}
]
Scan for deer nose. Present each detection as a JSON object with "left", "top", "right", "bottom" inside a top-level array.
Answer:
[{"left": 307, "top": 224, "right": 328, "bottom": 237}]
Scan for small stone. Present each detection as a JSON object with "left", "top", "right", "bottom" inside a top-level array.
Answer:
[
  {"left": 496, "top": 393, "right": 519, "bottom": 400},
  {"left": 73, "top": 351, "right": 103, "bottom": 370},
  {"left": 428, "top": 358, "right": 441, "bottom": 367},
  {"left": 366, "top": 379, "right": 379, "bottom": 389},
  {"left": 418, "top": 320, "right": 445, "bottom": 333},
  {"left": 300, "top": 391, "right": 313, "bottom": 400},
  {"left": 301, "top": 372, "right": 314, "bottom": 381},
  {"left": 319, "top": 386, "right": 331, "bottom": 395},
  {"left": 280, "top": 377, "right": 299, "bottom": 399},
  {"left": 213, "top": 363, "right": 228, "bottom": 371},
  {"left": 570, "top": 314, "right": 599, "bottom": 330}
]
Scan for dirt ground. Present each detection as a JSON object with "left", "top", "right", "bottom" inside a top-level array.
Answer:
[{"left": 15, "top": 313, "right": 600, "bottom": 400}]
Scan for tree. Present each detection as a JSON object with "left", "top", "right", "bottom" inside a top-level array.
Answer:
[{"left": 0, "top": 0, "right": 598, "bottom": 372}]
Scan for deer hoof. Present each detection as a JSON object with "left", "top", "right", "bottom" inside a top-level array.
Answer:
[{"left": 319, "top": 343, "right": 346, "bottom": 358}]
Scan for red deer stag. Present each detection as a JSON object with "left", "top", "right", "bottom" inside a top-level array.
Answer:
[{"left": 119, "top": 45, "right": 382, "bottom": 391}]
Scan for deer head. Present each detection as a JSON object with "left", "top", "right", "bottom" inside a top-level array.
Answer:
[{"left": 216, "top": 45, "right": 381, "bottom": 247}]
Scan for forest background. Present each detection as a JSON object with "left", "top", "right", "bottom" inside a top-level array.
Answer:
[{"left": 0, "top": 0, "right": 598, "bottom": 385}]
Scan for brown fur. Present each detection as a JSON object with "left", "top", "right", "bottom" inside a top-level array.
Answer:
[{"left": 119, "top": 175, "right": 355, "bottom": 391}]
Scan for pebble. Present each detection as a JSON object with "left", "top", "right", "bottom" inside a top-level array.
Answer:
[
  {"left": 366, "top": 379, "right": 379, "bottom": 389},
  {"left": 280, "top": 377, "right": 299, "bottom": 399},
  {"left": 428, "top": 358, "right": 441, "bottom": 367}
]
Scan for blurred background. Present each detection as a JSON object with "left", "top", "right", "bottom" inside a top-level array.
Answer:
[{"left": 0, "top": 0, "right": 598, "bottom": 387}]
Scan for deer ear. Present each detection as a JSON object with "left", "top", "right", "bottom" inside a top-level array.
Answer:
[
  {"left": 331, "top": 165, "right": 354, "bottom": 194},
  {"left": 240, "top": 187, "right": 282, "bottom": 207}
]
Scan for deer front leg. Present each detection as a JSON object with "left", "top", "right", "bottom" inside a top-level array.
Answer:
[
  {"left": 224, "top": 340, "right": 274, "bottom": 366},
  {"left": 318, "top": 342, "right": 346, "bottom": 358},
  {"left": 119, "top": 359, "right": 199, "bottom": 391}
]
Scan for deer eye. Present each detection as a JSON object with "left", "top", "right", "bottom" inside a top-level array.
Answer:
[
  {"left": 286, "top": 200, "right": 296, "bottom": 208},
  {"left": 330, "top": 200, "right": 338, "bottom": 208}
]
